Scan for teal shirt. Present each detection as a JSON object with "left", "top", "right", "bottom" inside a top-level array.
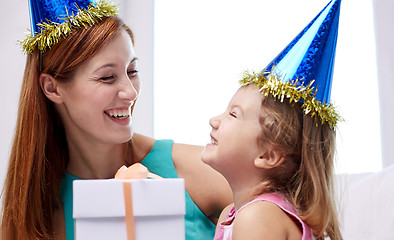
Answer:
[{"left": 61, "top": 139, "right": 216, "bottom": 240}]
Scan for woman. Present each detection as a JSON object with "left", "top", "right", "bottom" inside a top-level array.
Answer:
[{"left": 0, "top": 1, "right": 231, "bottom": 239}]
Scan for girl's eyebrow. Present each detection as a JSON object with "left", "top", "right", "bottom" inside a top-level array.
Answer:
[{"left": 230, "top": 104, "right": 244, "bottom": 116}]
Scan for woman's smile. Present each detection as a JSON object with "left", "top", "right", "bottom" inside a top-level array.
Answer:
[{"left": 104, "top": 106, "right": 132, "bottom": 125}]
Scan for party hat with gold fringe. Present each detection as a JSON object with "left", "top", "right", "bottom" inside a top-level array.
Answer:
[
  {"left": 240, "top": 0, "right": 342, "bottom": 128},
  {"left": 21, "top": 0, "right": 118, "bottom": 54}
]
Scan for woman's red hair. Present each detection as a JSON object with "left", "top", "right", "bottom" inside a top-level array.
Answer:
[{"left": 1, "top": 16, "right": 134, "bottom": 239}]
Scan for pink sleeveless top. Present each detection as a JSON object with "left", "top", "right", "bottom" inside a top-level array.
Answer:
[{"left": 214, "top": 193, "right": 313, "bottom": 240}]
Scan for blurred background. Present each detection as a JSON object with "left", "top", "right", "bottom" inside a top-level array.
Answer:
[{"left": 1, "top": 0, "right": 393, "bottom": 194}]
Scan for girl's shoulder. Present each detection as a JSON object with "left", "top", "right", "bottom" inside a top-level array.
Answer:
[
  {"left": 217, "top": 203, "right": 234, "bottom": 224},
  {"left": 232, "top": 197, "right": 302, "bottom": 240}
]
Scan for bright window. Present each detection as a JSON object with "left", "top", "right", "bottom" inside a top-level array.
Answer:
[{"left": 154, "top": 0, "right": 381, "bottom": 174}]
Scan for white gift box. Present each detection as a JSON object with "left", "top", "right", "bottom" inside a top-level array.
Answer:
[{"left": 73, "top": 178, "right": 185, "bottom": 240}]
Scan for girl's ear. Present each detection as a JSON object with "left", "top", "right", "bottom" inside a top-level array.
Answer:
[
  {"left": 39, "top": 73, "right": 63, "bottom": 104},
  {"left": 254, "top": 150, "right": 285, "bottom": 169}
]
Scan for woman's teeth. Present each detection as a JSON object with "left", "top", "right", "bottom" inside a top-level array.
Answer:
[{"left": 106, "top": 109, "right": 129, "bottom": 119}]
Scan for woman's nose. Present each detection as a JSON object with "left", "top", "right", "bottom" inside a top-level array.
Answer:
[{"left": 119, "top": 76, "right": 139, "bottom": 102}]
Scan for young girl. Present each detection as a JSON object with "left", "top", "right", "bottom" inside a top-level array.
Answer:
[
  {"left": 202, "top": 0, "right": 343, "bottom": 239},
  {"left": 202, "top": 81, "right": 340, "bottom": 239}
]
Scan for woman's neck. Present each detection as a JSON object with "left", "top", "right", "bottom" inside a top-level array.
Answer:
[{"left": 66, "top": 140, "right": 126, "bottom": 179}]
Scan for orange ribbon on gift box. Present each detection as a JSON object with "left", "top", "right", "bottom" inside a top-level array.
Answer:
[
  {"left": 116, "top": 164, "right": 163, "bottom": 240},
  {"left": 123, "top": 181, "right": 136, "bottom": 240}
]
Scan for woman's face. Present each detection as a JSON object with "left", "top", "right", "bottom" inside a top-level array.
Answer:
[{"left": 56, "top": 29, "right": 140, "bottom": 145}]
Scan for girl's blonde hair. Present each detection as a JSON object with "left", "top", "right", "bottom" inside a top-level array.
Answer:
[
  {"left": 257, "top": 90, "right": 342, "bottom": 240},
  {"left": 1, "top": 16, "right": 134, "bottom": 240}
]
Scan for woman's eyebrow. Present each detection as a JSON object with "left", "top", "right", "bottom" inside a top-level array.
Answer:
[
  {"left": 94, "top": 57, "right": 138, "bottom": 73},
  {"left": 129, "top": 57, "right": 138, "bottom": 65},
  {"left": 94, "top": 63, "right": 115, "bottom": 73}
]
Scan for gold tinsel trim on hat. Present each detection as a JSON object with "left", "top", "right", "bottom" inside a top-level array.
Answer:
[
  {"left": 20, "top": 0, "right": 118, "bottom": 54},
  {"left": 240, "top": 70, "right": 341, "bottom": 129}
]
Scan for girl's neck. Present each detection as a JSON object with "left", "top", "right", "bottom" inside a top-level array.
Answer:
[{"left": 230, "top": 180, "right": 265, "bottom": 212}]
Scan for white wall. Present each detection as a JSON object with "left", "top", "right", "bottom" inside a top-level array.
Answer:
[
  {"left": 373, "top": 0, "right": 394, "bottom": 168},
  {"left": 0, "top": 0, "right": 30, "bottom": 197}
]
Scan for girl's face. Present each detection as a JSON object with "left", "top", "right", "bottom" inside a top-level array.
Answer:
[
  {"left": 201, "top": 85, "right": 265, "bottom": 180},
  {"left": 55, "top": 29, "right": 140, "bottom": 145}
]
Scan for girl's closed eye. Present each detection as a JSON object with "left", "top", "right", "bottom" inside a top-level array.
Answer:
[{"left": 229, "top": 112, "right": 237, "bottom": 118}]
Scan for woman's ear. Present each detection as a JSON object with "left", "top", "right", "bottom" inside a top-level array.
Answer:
[
  {"left": 39, "top": 73, "right": 63, "bottom": 104},
  {"left": 254, "top": 150, "right": 285, "bottom": 169}
]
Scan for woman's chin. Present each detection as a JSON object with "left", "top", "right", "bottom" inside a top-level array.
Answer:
[{"left": 113, "top": 130, "right": 133, "bottom": 143}]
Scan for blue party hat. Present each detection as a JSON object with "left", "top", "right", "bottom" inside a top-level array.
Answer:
[
  {"left": 240, "top": 0, "right": 342, "bottom": 128},
  {"left": 21, "top": 0, "right": 118, "bottom": 53}
]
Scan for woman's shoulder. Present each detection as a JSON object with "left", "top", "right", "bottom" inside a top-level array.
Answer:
[
  {"left": 53, "top": 207, "right": 67, "bottom": 240},
  {"left": 131, "top": 133, "right": 156, "bottom": 161},
  {"left": 132, "top": 134, "right": 202, "bottom": 161},
  {"left": 172, "top": 142, "right": 205, "bottom": 158},
  {"left": 132, "top": 133, "right": 156, "bottom": 146}
]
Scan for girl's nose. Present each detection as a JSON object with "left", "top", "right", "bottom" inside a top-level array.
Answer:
[{"left": 209, "top": 115, "right": 221, "bottom": 129}]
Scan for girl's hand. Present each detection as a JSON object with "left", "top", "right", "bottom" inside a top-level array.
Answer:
[{"left": 114, "top": 163, "right": 162, "bottom": 179}]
